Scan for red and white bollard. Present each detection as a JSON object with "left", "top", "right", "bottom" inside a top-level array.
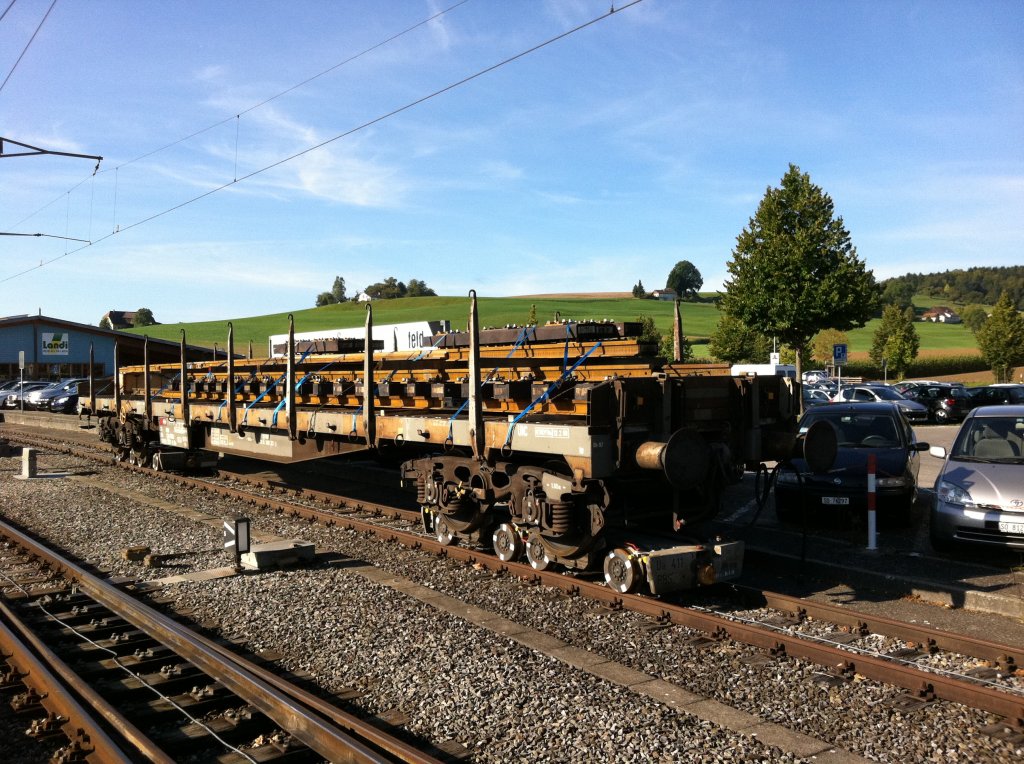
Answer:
[{"left": 866, "top": 453, "right": 878, "bottom": 551}]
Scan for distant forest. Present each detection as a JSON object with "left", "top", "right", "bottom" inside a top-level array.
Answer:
[{"left": 881, "top": 266, "right": 1024, "bottom": 310}]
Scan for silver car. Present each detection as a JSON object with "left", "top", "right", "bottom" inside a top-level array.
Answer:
[{"left": 928, "top": 405, "right": 1024, "bottom": 551}]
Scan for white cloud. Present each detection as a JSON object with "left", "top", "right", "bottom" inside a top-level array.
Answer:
[{"left": 480, "top": 160, "right": 523, "bottom": 181}]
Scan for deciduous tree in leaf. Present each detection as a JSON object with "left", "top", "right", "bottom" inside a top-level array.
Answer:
[{"left": 720, "top": 164, "right": 879, "bottom": 384}]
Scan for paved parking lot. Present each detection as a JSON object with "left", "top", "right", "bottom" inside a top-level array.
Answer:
[{"left": 718, "top": 422, "right": 1019, "bottom": 564}]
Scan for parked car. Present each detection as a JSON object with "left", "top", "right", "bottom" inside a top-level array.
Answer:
[
  {"left": 831, "top": 384, "right": 929, "bottom": 423},
  {"left": 928, "top": 405, "right": 1024, "bottom": 552},
  {"left": 49, "top": 384, "right": 82, "bottom": 413},
  {"left": 1, "top": 381, "right": 50, "bottom": 409},
  {"left": 802, "top": 369, "right": 830, "bottom": 384},
  {"left": 891, "top": 380, "right": 942, "bottom": 396},
  {"left": 965, "top": 384, "right": 1024, "bottom": 409},
  {"left": 901, "top": 384, "right": 972, "bottom": 423},
  {"left": 25, "top": 378, "right": 86, "bottom": 410},
  {"left": 802, "top": 387, "right": 832, "bottom": 408},
  {"left": 775, "top": 402, "right": 929, "bottom": 525}
]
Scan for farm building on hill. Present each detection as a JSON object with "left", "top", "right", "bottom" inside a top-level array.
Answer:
[
  {"left": 100, "top": 311, "right": 138, "bottom": 329},
  {"left": 920, "top": 306, "right": 962, "bottom": 324}
]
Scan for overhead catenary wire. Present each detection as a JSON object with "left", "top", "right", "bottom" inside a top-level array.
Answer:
[
  {"left": 1, "top": 0, "right": 644, "bottom": 284},
  {"left": 0, "top": 0, "right": 58, "bottom": 95},
  {"left": 5, "top": 0, "right": 472, "bottom": 232},
  {"left": 0, "top": 0, "right": 18, "bottom": 24}
]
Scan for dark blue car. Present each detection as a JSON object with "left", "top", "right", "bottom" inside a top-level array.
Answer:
[{"left": 774, "top": 402, "right": 930, "bottom": 525}]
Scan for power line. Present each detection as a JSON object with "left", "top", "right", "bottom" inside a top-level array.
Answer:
[
  {"left": 1, "top": 1, "right": 19, "bottom": 24},
  {"left": 2, "top": 0, "right": 644, "bottom": 284},
  {"left": 0, "top": 0, "right": 57, "bottom": 94},
  {"left": 6, "top": 0, "right": 472, "bottom": 231}
]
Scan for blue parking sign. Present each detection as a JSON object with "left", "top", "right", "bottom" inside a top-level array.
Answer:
[{"left": 833, "top": 343, "right": 848, "bottom": 365}]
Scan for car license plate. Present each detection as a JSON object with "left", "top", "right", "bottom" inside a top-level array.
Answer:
[
  {"left": 822, "top": 497, "right": 850, "bottom": 506},
  {"left": 998, "top": 521, "right": 1024, "bottom": 535}
]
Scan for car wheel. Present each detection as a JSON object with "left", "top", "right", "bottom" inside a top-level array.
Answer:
[{"left": 933, "top": 408, "right": 950, "bottom": 424}]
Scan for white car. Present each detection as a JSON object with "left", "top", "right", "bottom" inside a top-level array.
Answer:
[{"left": 802, "top": 370, "right": 830, "bottom": 384}]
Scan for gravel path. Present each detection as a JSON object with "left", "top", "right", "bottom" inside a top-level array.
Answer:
[{"left": 1, "top": 445, "right": 1020, "bottom": 763}]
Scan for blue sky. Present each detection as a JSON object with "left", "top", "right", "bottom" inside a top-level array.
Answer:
[{"left": 2, "top": 0, "right": 1021, "bottom": 324}]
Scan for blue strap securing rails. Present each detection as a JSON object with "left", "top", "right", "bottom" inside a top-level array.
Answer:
[
  {"left": 216, "top": 377, "right": 251, "bottom": 421},
  {"left": 503, "top": 340, "right": 602, "bottom": 449},
  {"left": 271, "top": 360, "right": 335, "bottom": 427},
  {"left": 242, "top": 347, "right": 314, "bottom": 427},
  {"left": 445, "top": 325, "right": 536, "bottom": 444},
  {"left": 152, "top": 372, "right": 181, "bottom": 399}
]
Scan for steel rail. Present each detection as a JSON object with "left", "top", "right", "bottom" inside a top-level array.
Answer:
[
  {"left": 144, "top": 462, "right": 1024, "bottom": 722},
  {"left": 6, "top": 425, "right": 1024, "bottom": 723},
  {"left": 0, "top": 517, "right": 434, "bottom": 764},
  {"left": 0, "top": 612, "right": 138, "bottom": 763},
  {"left": 739, "top": 586, "right": 1021, "bottom": 669}
]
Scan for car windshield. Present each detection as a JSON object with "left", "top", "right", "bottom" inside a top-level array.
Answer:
[
  {"left": 800, "top": 412, "right": 903, "bottom": 448},
  {"left": 951, "top": 417, "right": 1024, "bottom": 462},
  {"left": 870, "top": 387, "right": 904, "bottom": 401}
]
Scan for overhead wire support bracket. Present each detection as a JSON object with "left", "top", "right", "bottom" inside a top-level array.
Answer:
[{"left": 0, "top": 137, "right": 103, "bottom": 173}]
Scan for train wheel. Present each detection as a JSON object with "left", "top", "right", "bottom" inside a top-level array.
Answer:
[
  {"left": 435, "top": 516, "right": 457, "bottom": 546},
  {"left": 492, "top": 523, "right": 524, "bottom": 562},
  {"left": 525, "top": 531, "right": 553, "bottom": 571},
  {"left": 603, "top": 549, "right": 641, "bottom": 594}
]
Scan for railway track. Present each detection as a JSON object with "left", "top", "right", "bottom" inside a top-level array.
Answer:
[
  {"left": 0, "top": 512, "right": 443, "bottom": 763},
  {"left": 4, "top": 423, "right": 1023, "bottom": 742}
]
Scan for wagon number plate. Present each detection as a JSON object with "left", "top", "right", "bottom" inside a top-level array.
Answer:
[
  {"left": 822, "top": 497, "right": 850, "bottom": 506},
  {"left": 998, "top": 521, "right": 1024, "bottom": 535}
]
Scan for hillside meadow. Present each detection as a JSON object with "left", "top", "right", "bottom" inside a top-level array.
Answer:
[{"left": 125, "top": 293, "right": 980, "bottom": 361}]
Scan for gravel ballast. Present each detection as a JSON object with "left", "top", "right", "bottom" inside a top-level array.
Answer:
[{"left": 1, "top": 445, "right": 1021, "bottom": 763}]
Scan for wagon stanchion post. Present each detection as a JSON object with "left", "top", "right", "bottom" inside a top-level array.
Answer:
[{"left": 866, "top": 452, "right": 878, "bottom": 551}]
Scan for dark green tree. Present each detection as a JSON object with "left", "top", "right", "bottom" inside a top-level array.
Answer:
[
  {"left": 315, "top": 292, "right": 336, "bottom": 307},
  {"left": 870, "top": 305, "right": 919, "bottom": 380},
  {"left": 364, "top": 277, "right": 407, "bottom": 299},
  {"left": 632, "top": 280, "right": 647, "bottom": 299},
  {"left": 665, "top": 260, "right": 703, "bottom": 300},
  {"left": 406, "top": 278, "right": 437, "bottom": 297},
  {"left": 635, "top": 314, "right": 661, "bottom": 356},
  {"left": 134, "top": 307, "right": 156, "bottom": 326},
  {"left": 976, "top": 292, "right": 1024, "bottom": 383},
  {"left": 720, "top": 164, "right": 880, "bottom": 382},
  {"left": 708, "top": 315, "right": 773, "bottom": 364},
  {"left": 331, "top": 276, "right": 347, "bottom": 303},
  {"left": 880, "top": 279, "right": 916, "bottom": 311},
  {"left": 960, "top": 304, "right": 988, "bottom": 333}
]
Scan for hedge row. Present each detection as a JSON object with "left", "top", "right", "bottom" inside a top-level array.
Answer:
[{"left": 840, "top": 355, "right": 989, "bottom": 380}]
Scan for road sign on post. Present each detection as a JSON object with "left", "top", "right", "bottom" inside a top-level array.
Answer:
[
  {"left": 223, "top": 517, "right": 251, "bottom": 568},
  {"left": 833, "top": 343, "right": 848, "bottom": 388}
]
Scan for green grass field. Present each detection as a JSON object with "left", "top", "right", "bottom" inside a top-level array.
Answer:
[{"left": 125, "top": 293, "right": 979, "bottom": 359}]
